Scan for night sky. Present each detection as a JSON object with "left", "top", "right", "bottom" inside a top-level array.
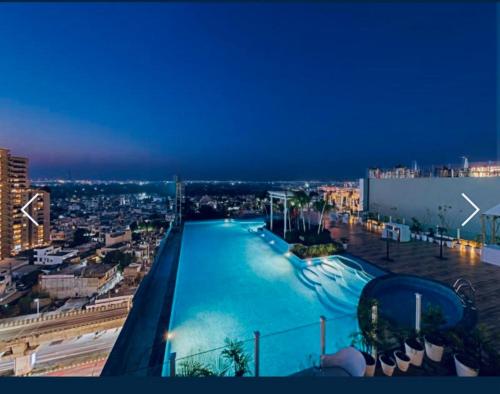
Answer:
[{"left": 0, "top": 2, "right": 497, "bottom": 180}]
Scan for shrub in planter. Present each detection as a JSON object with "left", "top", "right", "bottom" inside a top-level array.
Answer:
[
  {"left": 361, "top": 351, "right": 376, "bottom": 377},
  {"left": 393, "top": 350, "right": 410, "bottom": 372},
  {"left": 421, "top": 305, "right": 447, "bottom": 362},
  {"left": 454, "top": 353, "right": 479, "bottom": 377},
  {"left": 424, "top": 333, "right": 445, "bottom": 362},
  {"left": 405, "top": 338, "right": 425, "bottom": 366},
  {"left": 379, "top": 354, "right": 396, "bottom": 376},
  {"left": 291, "top": 242, "right": 340, "bottom": 259},
  {"left": 447, "top": 324, "right": 500, "bottom": 376},
  {"left": 410, "top": 218, "right": 423, "bottom": 239},
  {"left": 350, "top": 305, "right": 379, "bottom": 377}
]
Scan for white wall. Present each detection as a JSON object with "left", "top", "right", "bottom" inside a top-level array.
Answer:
[{"left": 367, "top": 177, "right": 500, "bottom": 239}]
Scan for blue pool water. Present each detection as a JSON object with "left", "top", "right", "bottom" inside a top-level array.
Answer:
[{"left": 164, "top": 220, "right": 374, "bottom": 376}]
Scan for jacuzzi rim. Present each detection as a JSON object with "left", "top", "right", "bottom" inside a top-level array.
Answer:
[{"left": 358, "top": 273, "right": 477, "bottom": 331}]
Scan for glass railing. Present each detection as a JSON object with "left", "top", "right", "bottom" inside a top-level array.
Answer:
[{"left": 165, "top": 312, "right": 358, "bottom": 377}]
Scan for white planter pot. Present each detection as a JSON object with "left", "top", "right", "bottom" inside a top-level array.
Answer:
[
  {"left": 421, "top": 235, "right": 427, "bottom": 242},
  {"left": 405, "top": 339, "right": 425, "bottom": 367},
  {"left": 446, "top": 240, "right": 455, "bottom": 248},
  {"left": 342, "top": 243, "right": 348, "bottom": 250},
  {"left": 365, "top": 363, "right": 375, "bottom": 377},
  {"left": 424, "top": 336, "right": 444, "bottom": 362},
  {"left": 379, "top": 355, "right": 396, "bottom": 376},
  {"left": 362, "top": 352, "right": 376, "bottom": 377},
  {"left": 454, "top": 354, "right": 479, "bottom": 377},
  {"left": 415, "top": 234, "right": 421, "bottom": 240},
  {"left": 394, "top": 350, "right": 410, "bottom": 372},
  {"left": 411, "top": 233, "right": 416, "bottom": 239},
  {"left": 428, "top": 237, "right": 434, "bottom": 243}
]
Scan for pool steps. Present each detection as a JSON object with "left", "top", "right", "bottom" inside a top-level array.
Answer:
[{"left": 250, "top": 224, "right": 374, "bottom": 315}]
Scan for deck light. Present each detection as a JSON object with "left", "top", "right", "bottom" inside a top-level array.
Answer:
[
  {"left": 269, "top": 240, "right": 275, "bottom": 245},
  {"left": 284, "top": 251, "right": 291, "bottom": 257}
]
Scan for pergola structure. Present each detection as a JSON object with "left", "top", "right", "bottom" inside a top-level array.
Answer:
[
  {"left": 268, "top": 190, "right": 295, "bottom": 238},
  {"left": 481, "top": 203, "right": 500, "bottom": 244},
  {"left": 481, "top": 203, "right": 500, "bottom": 266}
]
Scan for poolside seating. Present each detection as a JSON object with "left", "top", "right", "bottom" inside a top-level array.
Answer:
[{"left": 320, "top": 347, "right": 367, "bottom": 377}]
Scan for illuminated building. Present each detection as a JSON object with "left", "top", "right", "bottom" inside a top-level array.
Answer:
[
  {"left": 368, "top": 159, "right": 500, "bottom": 179},
  {"left": 0, "top": 148, "right": 50, "bottom": 259},
  {"left": 320, "top": 185, "right": 361, "bottom": 214}
]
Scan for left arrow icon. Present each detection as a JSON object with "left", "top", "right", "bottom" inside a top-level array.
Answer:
[{"left": 21, "top": 193, "right": 40, "bottom": 226}]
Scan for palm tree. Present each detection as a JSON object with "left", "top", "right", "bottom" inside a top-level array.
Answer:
[
  {"left": 315, "top": 199, "right": 334, "bottom": 234},
  {"left": 221, "top": 338, "right": 250, "bottom": 377},
  {"left": 292, "top": 191, "right": 310, "bottom": 233}
]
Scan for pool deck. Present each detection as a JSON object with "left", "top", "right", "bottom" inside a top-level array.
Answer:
[{"left": 328, "top": 221, "right": 500, "bottom": 348}]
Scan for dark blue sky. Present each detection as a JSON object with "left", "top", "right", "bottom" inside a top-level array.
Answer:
[{"left": 0, "top": 2, "right": 497, "bottom": 180}]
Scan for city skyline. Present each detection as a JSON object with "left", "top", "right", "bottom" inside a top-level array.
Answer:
[{"left": 0, "top": 2, "right": 498, "bottom": 180}]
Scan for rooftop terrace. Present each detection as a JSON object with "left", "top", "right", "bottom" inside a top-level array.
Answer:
[{"left": 329, "top": 220, "right": 500, "bottom": 349}]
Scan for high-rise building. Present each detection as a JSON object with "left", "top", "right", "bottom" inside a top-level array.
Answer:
[{"left": 0, "top": 148, "right": 50, "bottom": 259}]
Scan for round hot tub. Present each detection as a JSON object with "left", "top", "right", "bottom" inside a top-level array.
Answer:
[{"left": 360, "top": 274, "right": 475, "bottom": 330}]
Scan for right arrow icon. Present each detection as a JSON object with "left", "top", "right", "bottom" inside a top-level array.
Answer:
[{"left": 461, "top": 193, "right": 480, "bottom": 227}]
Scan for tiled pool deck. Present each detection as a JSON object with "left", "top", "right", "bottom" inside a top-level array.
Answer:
[{"left": 329, "top": 221, "right": 500, "bottom": 349}]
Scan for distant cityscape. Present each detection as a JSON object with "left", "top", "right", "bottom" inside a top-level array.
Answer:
[{"left": 1, "top": 145, "right": 500, "bottom": 377}]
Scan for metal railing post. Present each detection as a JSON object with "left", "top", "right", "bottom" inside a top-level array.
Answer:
[
  {"left": 320, "top": 316, "right": 326, "bottom": 356},
  {"left": 254, "top": 331, "right": 260, "bottom": 377},
  {"left": 415, "top": 293, "right": 422, "bottom": 334},
  {"left": 169, "top": 352, "right": 176, "bottom": 377}
]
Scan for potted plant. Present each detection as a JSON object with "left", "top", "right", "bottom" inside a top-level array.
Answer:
[
  {"left": 454, "top": 353, "right": 479, "bottom": 377},
  {"left": 379, "top": 354, "right": 396, "bottom": 376},
  {"left": 393, "top": 350, "right": 410, "bottom": 372},
  {"left": 421, "top": 233, "right": 427, "bottom": 242},
  {"left": 404, "top": 336, "right": 425, "bottom": 367},
  {"left": 424, "top": 333, "right": 446, "bottom": 362},
  {"left": 350, "top": 331, "right": 376, "bottom": 377},
  {"left": 427, "top": 227, "right": 435, "bottom": 243},
  {"left": 446, "top": 238, "right": 456, "bottom": 248},
  {"left": 410, "top": 218, "right": 422, "bottom": 241},
  {"left": 362, "top": 351, "right": 376, "bottom": 377},
  {"left": 422, "top": 305, "right": 447, "bottom": 362},
  {"left": 352, "top": 299, "right": 381, "bottom": 377},
  {"left": 448, "top": 325, "right": 500, "bottom": 377},
  {"left": 340, "top": 237, "right": 349, "bottom": 250}
]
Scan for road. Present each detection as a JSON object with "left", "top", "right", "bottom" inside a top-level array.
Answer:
[
  {"left": 0, "top": 305, "right": 128, "bottom": 343},
  {"left": 0, "top": 328, "right": 120, "bottom": 375}
]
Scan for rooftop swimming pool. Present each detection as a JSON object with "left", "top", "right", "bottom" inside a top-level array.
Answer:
[{"left": 163, "top": 220, "right": 376, "bottom": 376}]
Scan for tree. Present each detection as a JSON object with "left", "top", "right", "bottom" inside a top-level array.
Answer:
[
  {"left": 102, "top": 250, "right": 134, "bottom": 271},
  {"left": 71, "top": 228, "right": 90, "bottom": 247},
  {"left": 314, "top": 199, "right": 335, "bottom": 234},
  {"left": 221, "top": 338, "right": 250, "bottom": 377},
  {"left": 291, "top": 191, "right": 310, "bottom": 233}
]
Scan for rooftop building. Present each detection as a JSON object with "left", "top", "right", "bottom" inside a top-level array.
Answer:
[{"left": 0, "top": 147, "right": 50, "bottom": 259}]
